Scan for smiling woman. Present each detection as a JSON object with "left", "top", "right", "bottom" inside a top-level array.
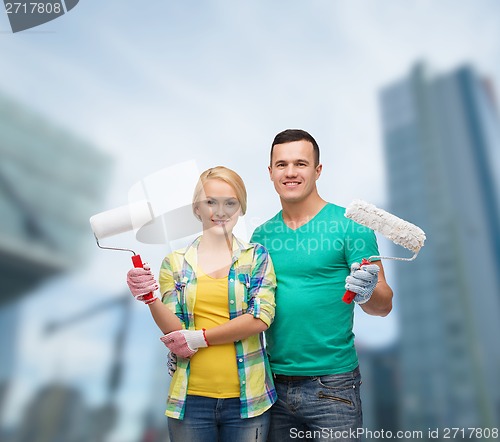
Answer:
[{"left": 125, "top": 166, "right": 277, "bottom": 442}]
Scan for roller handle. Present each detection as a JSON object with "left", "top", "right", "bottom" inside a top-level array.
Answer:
[
  {"left": 342, "top": 258, "right": 371, "bottom": 304},
  {"left": 131, "top": 254, "right": 155, "bottom": 303}
]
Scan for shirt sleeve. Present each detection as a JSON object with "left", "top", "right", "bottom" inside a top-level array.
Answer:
[
  {"left": 344, "top": 219, "right": 381, "bottom": 266},
  {"left": 246, "top": 244, "right": 276, "bottom": 327},
  {"left": 159, "top": 255, "right": 184, "bottom": 323}
]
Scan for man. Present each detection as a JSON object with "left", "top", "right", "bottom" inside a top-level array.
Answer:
[{"left": 250, "top": 129, "right": 393, "bottom": 442}]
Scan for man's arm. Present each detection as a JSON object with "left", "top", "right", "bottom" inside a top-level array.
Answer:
[{"left": 359, "top": 261, "right": 393, "bottom": 317}]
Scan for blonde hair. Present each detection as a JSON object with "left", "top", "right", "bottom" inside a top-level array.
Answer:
[{"left": 192, "top": 166, "right": 247, "bottom": 219}]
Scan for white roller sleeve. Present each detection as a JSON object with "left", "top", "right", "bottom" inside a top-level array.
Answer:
[
  {"left": 89, "top": 200, "right": 154, "bottom": 240},
  {"left": 345, "top": 200, "right": 426, "bottom": 254}
]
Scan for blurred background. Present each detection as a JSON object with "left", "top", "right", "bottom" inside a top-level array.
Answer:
[{"left": 1, "top": 1, "right": 499, "bottom": 441}]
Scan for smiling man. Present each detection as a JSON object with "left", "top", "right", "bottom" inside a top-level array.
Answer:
[{"left": 251, "top": 129, "right": 393, "bottom": 442}]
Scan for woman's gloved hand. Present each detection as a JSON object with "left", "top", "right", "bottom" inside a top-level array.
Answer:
[
  {"left": 345, "top": 262, "right": 380, "bottom": 304},
  {"left": 126, "top": 263, "right": 158, "bottom": 304},
  {"left": 160, "top": 329, "right": 209, "bottom": 358}
]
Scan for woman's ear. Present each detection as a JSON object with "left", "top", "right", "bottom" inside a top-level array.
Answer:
[{"left": 194, "top": 204, "right": 201, "bottom": 220}]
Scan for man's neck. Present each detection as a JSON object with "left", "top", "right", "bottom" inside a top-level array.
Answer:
[{"left": 281, "top": 194, "right": 327, "bottom": 229}]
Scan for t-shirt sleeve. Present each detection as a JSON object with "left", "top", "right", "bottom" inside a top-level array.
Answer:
[{"left": 344, "top": 220, "right": 380, "bottom": 267}]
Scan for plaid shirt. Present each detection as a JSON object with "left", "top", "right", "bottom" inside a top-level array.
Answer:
[{"left": 159, "top": 236, "right": 277, "bottom": 419}]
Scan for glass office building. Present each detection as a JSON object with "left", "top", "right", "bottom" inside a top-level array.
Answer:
[
  {"left": 0, "top": 93, "right": 111, "bottom": 303},
  {"left": 379, "top": 63, "right": 500, "bottom": 434},
  {"left": 0, "top": 92, "right": 112, "bottom": 428}
]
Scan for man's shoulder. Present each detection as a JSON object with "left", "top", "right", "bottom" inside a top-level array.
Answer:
[
  {"left": 321, "top": 202, "right": 345, "bottom": 216},
  {"left": 251, "top": 211, "right": 282, "bottom": 235}
]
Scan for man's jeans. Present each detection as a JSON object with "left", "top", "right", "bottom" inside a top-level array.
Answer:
[
  {"left": 167, "top": 395, "right": 270, "bottom": 442},
  {"left": 268, "top": 366, "right": 362, "bottom": 442}
]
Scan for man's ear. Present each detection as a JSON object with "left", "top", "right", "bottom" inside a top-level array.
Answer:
[
  {"left": 268, "top": 165, "right": 273, "bottom": 180},
  {"left": 315, "top": 163, "right": 323, "bottom": 180}
]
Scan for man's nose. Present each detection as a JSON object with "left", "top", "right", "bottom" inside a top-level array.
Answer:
[{"left": 285, "top": 164, "right": 297, "bottom": 176}]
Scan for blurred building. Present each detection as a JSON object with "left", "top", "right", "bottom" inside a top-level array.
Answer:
[
  {"left": 380, "top": 63, "right": 500, "bottom": 435},
  {"left": 138, "top": 350, "right": 171, "bottom": 442},
  {"left": 358, "top": 344, "right": 400, "bottom": 433},
  {"left": 14, "top": 383, "right": 90, "bottom": 442},
  {"left": 0, "top": 92, "right": 112, "bottom": 427}
]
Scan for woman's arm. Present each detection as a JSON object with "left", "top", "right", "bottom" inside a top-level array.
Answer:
[
  {"left": 150, "top": 255, "right": 184, "bottom": 333},
  {"left": 204, "top": 313, "right": 268, "bottom": 345},
  {"left": 148, "top": 298, "right": 183, "bottom": 334},
  {"left": 201, "top": 244, "right": 277, "bottom": 345}
]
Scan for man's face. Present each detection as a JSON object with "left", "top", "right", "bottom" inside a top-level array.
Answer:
[{"left": 268, "top": 140, "right": 322, "bottom": 204}]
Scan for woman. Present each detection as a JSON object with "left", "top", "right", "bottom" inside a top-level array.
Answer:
[{"left": 126, "top": 166, "right": 277, "bottom": 442}]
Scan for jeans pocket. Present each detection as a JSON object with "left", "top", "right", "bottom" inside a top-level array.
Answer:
[
  {"left": 316, "top": 373, "right": 361, "bottom": 407},
  {"left": 317, "top": 391, "right": 353, "bottom": 406}
]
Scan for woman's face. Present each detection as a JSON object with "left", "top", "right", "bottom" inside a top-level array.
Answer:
[{"left": 194, "top": 179, "right": 242, "bottom": 235}]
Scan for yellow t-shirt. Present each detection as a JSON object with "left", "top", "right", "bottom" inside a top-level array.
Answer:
[{"left": 187, "top": 269, "right": 240, "bottom": 398}]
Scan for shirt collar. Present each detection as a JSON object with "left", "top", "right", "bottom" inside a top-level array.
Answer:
[{"left": 174, "top": 235, "right": 253, "bottom": 268}]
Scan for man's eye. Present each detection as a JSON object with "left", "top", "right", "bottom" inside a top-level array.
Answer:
[{"left": 207, "top": 200, "right": 216, "bottom": 205}]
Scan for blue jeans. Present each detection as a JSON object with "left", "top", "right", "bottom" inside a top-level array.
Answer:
[
  {"left": 268, "top": 367, "right": 362, "bottom": 442},
  {"left": 168, "top": 395, "right": 271, "bottom": 442}
]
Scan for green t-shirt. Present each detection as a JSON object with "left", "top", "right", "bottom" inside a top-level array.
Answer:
[{"left": 251, "top": 203, "right": 379, "bottom": 376}]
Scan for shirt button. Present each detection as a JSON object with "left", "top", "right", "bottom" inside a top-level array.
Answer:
[
  {"left": 239, "top": 358, "right": 243, "bottom": 363},
  {"left": 229, "top": 278, "right": 234, "bottom": 282},
  {"left": 230, "top": 300, "right": 235, "bottom": 304},
  {"left": 242, "top": 381, "right": 246, "bottom": 385}
]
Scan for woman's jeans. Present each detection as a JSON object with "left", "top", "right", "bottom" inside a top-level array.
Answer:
[
  {"left": 167, "top": 395, "right": 270, "bottom": 442},
  {"left": 268, "top": 366, "right": 362, "bottom": 442}
]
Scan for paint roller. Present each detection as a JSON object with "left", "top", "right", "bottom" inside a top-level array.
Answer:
[
  {"left": 343, "top": 199, "right": 426, "bottom": 304},
  {"left": 89, "top": 200, "right": 156, "bottom": 303}
]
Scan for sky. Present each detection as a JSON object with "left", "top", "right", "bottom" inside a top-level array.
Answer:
[{"left": 1, "top": 1, "right": 500, "bottom": 440}]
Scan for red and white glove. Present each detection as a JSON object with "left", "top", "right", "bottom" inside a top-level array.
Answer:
[
  {"left": 126, "top": 263, "right": 158, "bottom": 304},
  {"left": 160, "top": 329, "right": 209, "bottom": 358}
]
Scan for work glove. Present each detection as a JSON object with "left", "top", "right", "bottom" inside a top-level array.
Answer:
[
  {"left": 160, "top": 329, "right": 209, "bottom": 358},
  {"left": 345, "top": 262, "right": 380, "bottom": 305},
  {"left": 167, "top": 352, "right": 177, "bottom": 377},
  {"left": 126, "top": 263, "right": 159, "bottom": 304}
]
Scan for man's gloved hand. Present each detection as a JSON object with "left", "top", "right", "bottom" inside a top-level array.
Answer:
[
  {"left": 160, "top": 329, "right": 209, "bottom": 358},
  {"left": 126, "top": 263, "right": 159, "bottom": 304},
  {"left": 345, "top": 262, "right": 380, "bottom": 305},
  {"left": 167, "top": 352, "right": 177, "bottom": 377}
]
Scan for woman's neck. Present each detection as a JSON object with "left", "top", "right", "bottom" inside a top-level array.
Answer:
[{"left": 198, "top": 231, "right": 234, "bottom": 278}]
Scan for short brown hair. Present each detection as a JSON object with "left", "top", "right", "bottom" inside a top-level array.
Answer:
[{"left": 270, "top": 129, "right": 320, "bottom": 166}]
